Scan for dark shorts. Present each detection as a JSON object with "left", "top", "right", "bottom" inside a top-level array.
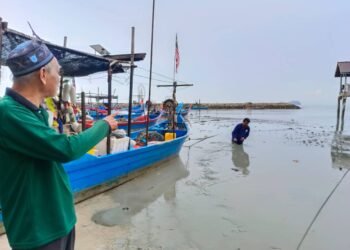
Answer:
[{"left": 13, "top": 227, "right": 75, "bottom": 250}]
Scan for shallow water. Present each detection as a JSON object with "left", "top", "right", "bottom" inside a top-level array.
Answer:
[
  {"left": 86, "top": 107, "right": 350, "bottom": 249},
  {"left": 2, "top": 106, "right": 350, "bottom": 250}
]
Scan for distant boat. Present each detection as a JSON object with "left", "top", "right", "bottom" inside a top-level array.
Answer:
[
  {"left": 191, "top": 105, "right": 208, "bottom": 110},
  {"left": 289, "top": 100, "right": 302, "bottom": 109},
  {"left": 192, "top": 99, "right": 208, "bottom": 110}
]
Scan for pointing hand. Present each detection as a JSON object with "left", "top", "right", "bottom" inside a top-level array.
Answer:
[{"left": 104, "top": 113, "right": 119, "bottom": 131}]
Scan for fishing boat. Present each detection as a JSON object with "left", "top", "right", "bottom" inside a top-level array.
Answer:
[
  {"left": 191, "top": 105, "right": 208, "bottom": 110},
  {"left": 191, "top": 100, "right": 208, "bottom": 110},
  {"left": 87, "top": 107, "right": 144, "bottom": 120},
  {"left": 117, "top": 112, "right": 161, "bottom": 130},
  {"left": 83, "top": 112, "right": 160, "bottom": 130},
  {"left": 65, "top": 115, "right": 188, "bottom": 195},
  {"left": 0, "top": 115, "right": 188, "bottom": 233}
]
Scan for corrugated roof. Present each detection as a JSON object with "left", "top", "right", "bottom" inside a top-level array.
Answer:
[{"left": 335, "top": 62, "right": 350, "bottom": 77}]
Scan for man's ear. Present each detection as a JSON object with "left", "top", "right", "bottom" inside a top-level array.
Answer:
[{"left": 39, "top": 67, "right": 47, "bottom": 85}]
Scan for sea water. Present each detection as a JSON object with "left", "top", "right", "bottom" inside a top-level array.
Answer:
[{"left": 3, "top": 105, "right": 348, "bottom": 250}]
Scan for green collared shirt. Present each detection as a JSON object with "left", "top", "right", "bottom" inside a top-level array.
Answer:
[{"left": 0, "top": 88, "right": 109, "bottom": 249}]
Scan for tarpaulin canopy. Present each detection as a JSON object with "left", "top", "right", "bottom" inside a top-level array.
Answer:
[{"left": 1, "top": 28, "right": 125, "bottom": 77}]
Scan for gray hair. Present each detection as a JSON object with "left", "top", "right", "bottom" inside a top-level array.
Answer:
[{"left": 13, "top": 63, "right": 52, "bottom": 84}]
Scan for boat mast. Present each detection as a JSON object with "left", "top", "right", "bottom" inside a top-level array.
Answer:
[
  {"left": 145, "top": 0, "right": 156, "bottom": 146},
  {"left": 173, "top": 34, "right": 177, "bottom": 84},
  {"left": 127, "top": 27, "right": 135, "bottom": 149}
]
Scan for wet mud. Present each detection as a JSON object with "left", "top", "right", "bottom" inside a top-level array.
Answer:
[{"left": 2, "top": 109, "right": 350, "bottom": 249}]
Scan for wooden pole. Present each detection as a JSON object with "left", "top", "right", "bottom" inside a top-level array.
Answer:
[
  {"left": 81, "top": 92, "right": 86, "bottom": 131},
  {"left": 107, "top": 65, "right": 112, "bottom": 154},
  {"left": 340, "top": 76, "right": 348, "bottom": 131},
  {"left": 173, "top": 34, "right": 177, "bottom": 82},
  {"left": 0, "top": 18, "right": 3, "bottom": 85},
  {"left": 145, "top": 0, "right": 156, "bottom": 146},
  {"left": 58, "top": 36, "right": 67, "bottom": 112},
  {"left": 336, "top": 96, "right": 341, "bottom": 131},
  {"left": 0, "top": 19, "right": 8, "bottom": 91},
  {"left": 341, "top": 98, "right": 346, "bottom": 132},
  {"left": 336, "top": 76, "right": 343, "bottom": 131},
  {"left": 127, "top": 27, "right": 135, "bottom": 149},
  {"left": 172, "top": 81, "right": 177, "bottom": 138}
]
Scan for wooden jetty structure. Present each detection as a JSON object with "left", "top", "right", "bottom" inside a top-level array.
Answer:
[{"left": 335, "top": 62, "right": 350, "bottom": 131}]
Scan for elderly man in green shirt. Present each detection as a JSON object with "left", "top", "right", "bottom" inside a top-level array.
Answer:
[{"left": 0, "top": 40, "right": 118, "bottom": 250}]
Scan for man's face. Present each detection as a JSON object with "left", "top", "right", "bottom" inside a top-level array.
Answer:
[
  {"left": 44, "top": 58, "right": 61, "bottom": 97},
  {"left": 243, "top": 121, "right": 250, "bottom": 127}
]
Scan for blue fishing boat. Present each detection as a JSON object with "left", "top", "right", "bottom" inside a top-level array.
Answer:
[
  {"left": 117, "top": 112, "right": 161, "bottom": 130},
  {"left": 0, "top": 115, "right": 188, "bottom": 231},
  {"left": 191, "top": 100, "right": 208, "bottom": 110},
  {"left": 191, "top": 106, "right": 208, "bottom": 110},
  {"left": 87, "top": 108, "right": 144, "bottom": 120},
  {"left": 65, "top": 115, "right": 188, "bottom": 194}
]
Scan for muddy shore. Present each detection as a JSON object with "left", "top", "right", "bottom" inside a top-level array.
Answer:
[{"left": 3, "top": 107, "right": 347, "bottom": 250}]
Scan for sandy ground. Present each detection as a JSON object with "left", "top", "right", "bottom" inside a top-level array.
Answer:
[{"left": 2, "top": 109, "right": 350, "bottom": 249}]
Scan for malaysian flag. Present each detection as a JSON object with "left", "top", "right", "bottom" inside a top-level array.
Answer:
[{"left": 175, "top": 34, "right": 180, "bottom": 73}]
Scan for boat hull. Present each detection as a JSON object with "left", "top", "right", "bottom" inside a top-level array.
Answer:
[
  {"left": 0, "top": 117, "right": 188, "bottom": 235},
  {"left": 64, "top": 134, "right": 187, "bottom": 194}
]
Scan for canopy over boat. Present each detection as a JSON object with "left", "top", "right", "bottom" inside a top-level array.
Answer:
[{"left": 0, "top": 24, "right": 145, "bottom": 77}]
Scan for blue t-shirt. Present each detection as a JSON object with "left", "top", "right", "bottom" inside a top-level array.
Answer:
[{"left": 232, "top": 123, "right": 250, "bottom": 144}]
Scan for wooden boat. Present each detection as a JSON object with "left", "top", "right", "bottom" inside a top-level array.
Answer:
[
  {"left": 87, "top": 108, "right": 144, "bottom": 120},
  {"left": 0, "top": 115, "right": 188, "bottom": 231},
  {"left": 82, "top": 112, "right": 160, "bottom": 130},
  {"left": 117, "top": 112, "right": 160, "bottom": 130},
  {"left": 63, "top": 115, "right": 188, "bottom": 196}
]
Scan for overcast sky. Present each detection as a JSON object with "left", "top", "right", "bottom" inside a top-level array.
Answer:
[{"left": 1, "top": 0, "right": 350, "bottom": 104}]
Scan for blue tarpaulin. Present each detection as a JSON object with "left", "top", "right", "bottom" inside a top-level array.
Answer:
[{"left": 1, "top": 28, "right": 124, "bottom": 77}]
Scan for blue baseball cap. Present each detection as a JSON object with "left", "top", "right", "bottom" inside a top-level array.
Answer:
[{"left": 6, "top": 40, "right": 54, "bottom": 77}]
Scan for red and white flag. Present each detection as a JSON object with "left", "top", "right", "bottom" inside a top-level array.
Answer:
[{"left": 175, "top": 34, "right": 180, "bottom": 73}]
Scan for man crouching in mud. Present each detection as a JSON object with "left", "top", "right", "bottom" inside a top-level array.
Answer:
[
  {"left": 0, "top": 40, "right": 118, "bottom": 250},
  {"left": 232, "top": 118, "right": 250, "bottom": 145}
]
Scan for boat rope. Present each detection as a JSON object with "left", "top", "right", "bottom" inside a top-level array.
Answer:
[
  {"left": 185, "top": 134, "right": 220, "bottom": 149},
  {"left": 296, "top": 168, "right": 350, "bottom": 250},
  {"left": 184, "top": 134, "right": 220, "bottom": 169}
]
